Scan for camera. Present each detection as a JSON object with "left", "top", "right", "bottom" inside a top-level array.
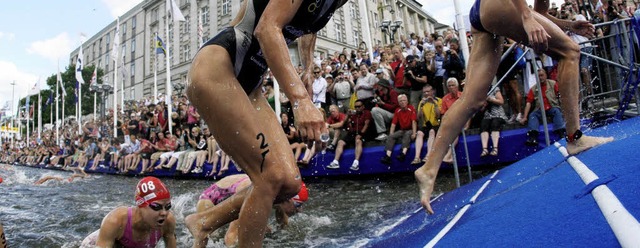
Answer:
[{"left": 371, "top": 98, "right": 379, "bottom": 104}]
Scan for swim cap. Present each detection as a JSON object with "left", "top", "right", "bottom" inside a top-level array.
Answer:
[
  {"left": 292, "top": 182, "right": 308, "bottom": 204},
  {"left": 0, "top": 177, "right": 3, "bottom": 184},
  {"left": 135, "top": 177, "right": 171, "bottom": 207}
]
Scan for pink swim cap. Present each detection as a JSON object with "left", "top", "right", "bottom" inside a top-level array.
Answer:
[
  {"left": 135, "top": 177, "right": 171, "bottom": 207},
  {"left": 292, "top": 182, "right": 308, "bottom": 204}
]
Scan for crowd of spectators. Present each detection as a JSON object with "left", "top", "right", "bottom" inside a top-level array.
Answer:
[{"left": 1, "top": 0, "right": 632, "bottom": 172}]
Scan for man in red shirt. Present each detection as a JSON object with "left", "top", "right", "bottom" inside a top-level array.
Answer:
[
  {"left": 519, "top": 69, "right": 566, "bottom": 146},
  {"left": 326, "top": 105, "right": 347, "bottom": 151},
  {"left": 390, "top": 46, "right": 408, "bottom": 96},
  {"left": 440, "top": 77, "right": 463, "bottom": 163},
  {"left": 380, "top": 94, "right": 417, "bottom": 164},
  {"left": 327, "top": 100, "right": 372, "bottom": 170}
]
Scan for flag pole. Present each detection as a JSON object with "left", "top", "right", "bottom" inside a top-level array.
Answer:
[
  {"left": 38, "top": 87, "right": 42, "bottom": 141},
  {"left": 77, "top": 43, "right": 85, "bottom": 135},
  {"left": 26, "top": 93, "right": 30, "bottom": 146},
  {"left": 165, "top": 7, "right": 173, "bottom": 135},
  {"left": 154, "top": 33, "right": 158, "bottom": 104},
  {"left": 113, "top": 17, "right": 120, "bottom": 139},
  {"left": 56, "top": 73, "right": 58, "bottom": 145},
  {"left": 121, "top": 47, "right": 125, "bottom": 114}
]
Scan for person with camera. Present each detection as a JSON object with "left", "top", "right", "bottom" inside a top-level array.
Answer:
[
  {"left": 371, "top": 76, "right": 399, "bottom": 141},
  {"left": 411, "top": 84, "right": 441, "bottom": 165},
  {"left": 327, "top": 70, "right": 354, "bottom": 113},
  {"left": 326, "top": 99, "right": 372, "bottom": 170},
  {"left": 405, "top": 55, "right": 429, "bottom": 110},
  {"left": 390, "top": 46, "right": 409, "bottom": 97},
  {"left": 442, "top": 38, "right": 465, "bottom": 87}
]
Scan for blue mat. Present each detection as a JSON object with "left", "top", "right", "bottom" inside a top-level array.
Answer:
[{"left": 364, "top": 117, "right": 640, "bottom": 248}]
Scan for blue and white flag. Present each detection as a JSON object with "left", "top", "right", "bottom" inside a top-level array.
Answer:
[{"left": 76, "top": 46, "right": 85, "bottom": 84}]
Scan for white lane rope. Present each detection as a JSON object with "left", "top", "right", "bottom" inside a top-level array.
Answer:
[
  {"left": 554, "top": 142, "right": 640, "bottom": 248},
  {"left": 424, "top": 170, "right": 499, "bottom": 248}
]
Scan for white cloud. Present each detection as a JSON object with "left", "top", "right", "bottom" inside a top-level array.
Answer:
[
  {"left": 0, "top": 32, "right": 16, "bottom": 41},
  {"left": 0, "top": 60, "right": 41, "bottom": 116},
  {"left": 102, "top": 0, "right": 144, "bottom": 18},
  {"left": 26, "top": 33, "right": 73, "bottom": 64}
]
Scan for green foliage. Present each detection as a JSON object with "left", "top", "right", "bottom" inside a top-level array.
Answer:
[{"left": 18, "top": 65, "right": 105, "bottom": 124}]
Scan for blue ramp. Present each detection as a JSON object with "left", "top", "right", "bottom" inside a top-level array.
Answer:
[{"left": 364, "top": 117, "right": 640, "bottom": 248}]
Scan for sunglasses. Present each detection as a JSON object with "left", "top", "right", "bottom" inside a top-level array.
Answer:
[
  {"left": 149, "top": 202, "right": 172, "bottom": 211},
  {"left": 354, "top": 105, "right": 364, "bottom": 108},
  {"left": 313, "top": 71, "right": 321, "bottom": 74}
]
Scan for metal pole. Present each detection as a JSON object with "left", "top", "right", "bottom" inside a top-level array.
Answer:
[
  {"left": 461, "top": 129, "right": 472, "bottom": 183},
  {"left": 529, "top": 48, "right": 551, "bottom": 146},
  {"left": 450, "top": 145, "right": 461, "bottom": 188},
  {"left": 10, "top": 81, "right": 15, "bottom": 147}
]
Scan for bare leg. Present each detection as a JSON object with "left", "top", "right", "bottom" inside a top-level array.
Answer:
[
  {"left": 187, "top": 45, "right": 302, "bottom": 247},
  {"left": 354, "top": 137, "right": 363, "bottom": 160},
  {"left": 491, "top": 131, "right": 500, "bottom": 148},
  {"left": 413, "top": 131, "right": 425, "bottom": 161},
  {"left": 424, "top": 129, "right": 436, "bottom": 161},
  {"left": 415, "top": 30, "right": 503, "bottom": 214}
]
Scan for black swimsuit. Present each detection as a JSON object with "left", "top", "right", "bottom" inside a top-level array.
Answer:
[{"left": 201, "top": 0, "right": 341, "bottom": 94}]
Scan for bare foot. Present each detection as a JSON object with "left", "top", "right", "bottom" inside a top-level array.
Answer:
[
  {"left": 442, "top": 152, "right": 453, "bottom": 164},
  {"left": 566, "top": 135, "right": 613, "bottom": 155},
  {"left": 185, "top": 213, "right": 210, "bottom": 248},
  {"left": 414, "top": 168, "right": 436, "bottom": 215}
]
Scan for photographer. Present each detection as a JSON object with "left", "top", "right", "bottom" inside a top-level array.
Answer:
[
  {"left": 404, "top": 55, "right": 428, "bottom": 110},
  {"left": 327, "top": 70, "right": 355, "bottom": 113},
  {"left": 370, "top": 78, "right": 399, "bottom": 141},
  {"left": 442, "top": 38, "right": 465, "bottom": 88}
]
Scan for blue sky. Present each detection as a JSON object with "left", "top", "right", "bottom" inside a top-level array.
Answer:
[
  {"left": 0, "top": 0, "right": 142, "bottom": 116},
  {"left": 0, "top": 0, "right": 555, "bottom": 116}
]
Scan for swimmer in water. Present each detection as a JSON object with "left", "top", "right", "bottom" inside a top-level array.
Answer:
[
  {"left": 81, "top": 176, "right": 176, "bottom": 248},
  {"left": 193, "top": 174, "right": 308, "bottom": 247}
]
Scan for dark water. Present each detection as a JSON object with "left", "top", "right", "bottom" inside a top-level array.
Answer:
[{"left": 0, "top": 164, "right": 494, "bottom": 247}]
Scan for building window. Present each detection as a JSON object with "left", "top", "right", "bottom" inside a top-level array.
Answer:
[
  {"left": 152, "top": 8, "right": 159, "bottom": 22},
  {"left": 122, "top": 21, "right": 127, "bottom": 39},
  {"left": 106, "top": 34, "right": 110, "bottom": 53},
  {"left": 169, "top": 23, "right": 174, "bottom": 41},
  {"left": 334, "top": 23, "right": 343, "bottom": 42},
  {"left": 222, "top": 0, "right": 231, "bottom": 15},
  {"left": 131, "top": 38, "right": 136, "bottom": 53},
  {"left": 182, "top": 44, "right": 190, "bottom": 62},
  {"left": 130, "top": 62, "right": 135, "bottom": 80},
  {"left": 122, "top": 44, "right": 126, "bottom": 61},
  {"left": 201, "top": 6, "right": 210, "bottom": 24},
  {"left": 183, "top": 16, "right": 191, "bottom": 34},
  {"left": 105, "top": 54, "right": 110, "bottom": 72},
  {"left": 353, "top": 30, "right": 359, "bottom": 46},
  {"left": 349, "top": 2, "right": 356, "bottom": 18},
  {"left": 130, "top": 88, "right": 135, "bottom": 100},
  {"left": 132, "top": 16, "right": 137, "bottom": 30}
]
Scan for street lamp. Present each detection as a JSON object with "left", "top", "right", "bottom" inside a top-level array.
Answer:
[
  {"left": 380, "top": 19, "right": 402, "bottom": 44},
  {"left": 90, "top": 83, "right": 113, "bottom": 120},
  {"left": 173, "top": 82, "right": 186, "bottom": 95}
]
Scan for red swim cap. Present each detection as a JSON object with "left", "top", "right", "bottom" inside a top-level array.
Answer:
[
  {"left": 292, "top": 182, "right": 308, "bottom": 203},
  {"left": 135, "top": 177, "right": 171, "bottom": 207},
  {"left": 0, "top": 177, "right": 3, "bottom": 184}
]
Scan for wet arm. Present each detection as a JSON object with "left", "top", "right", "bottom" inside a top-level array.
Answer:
[
  {"left": 95, "top": 213, "right": 121, "bottom": 247},
  {"left": 254, "top": 0, "right": 308, "bottom": 104},
  {"left": 162, "top": 215, "right": 177, "bottom": 248},
  {"left": 533, "top": 0, "right": 572, "bottom": 31},
  {"left": 299, "top": 33, "right": 318, "bottom": 96}
]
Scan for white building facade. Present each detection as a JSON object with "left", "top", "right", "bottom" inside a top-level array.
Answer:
[{"left": 70, "top": 0, "right": 438, "bottom": 103}]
